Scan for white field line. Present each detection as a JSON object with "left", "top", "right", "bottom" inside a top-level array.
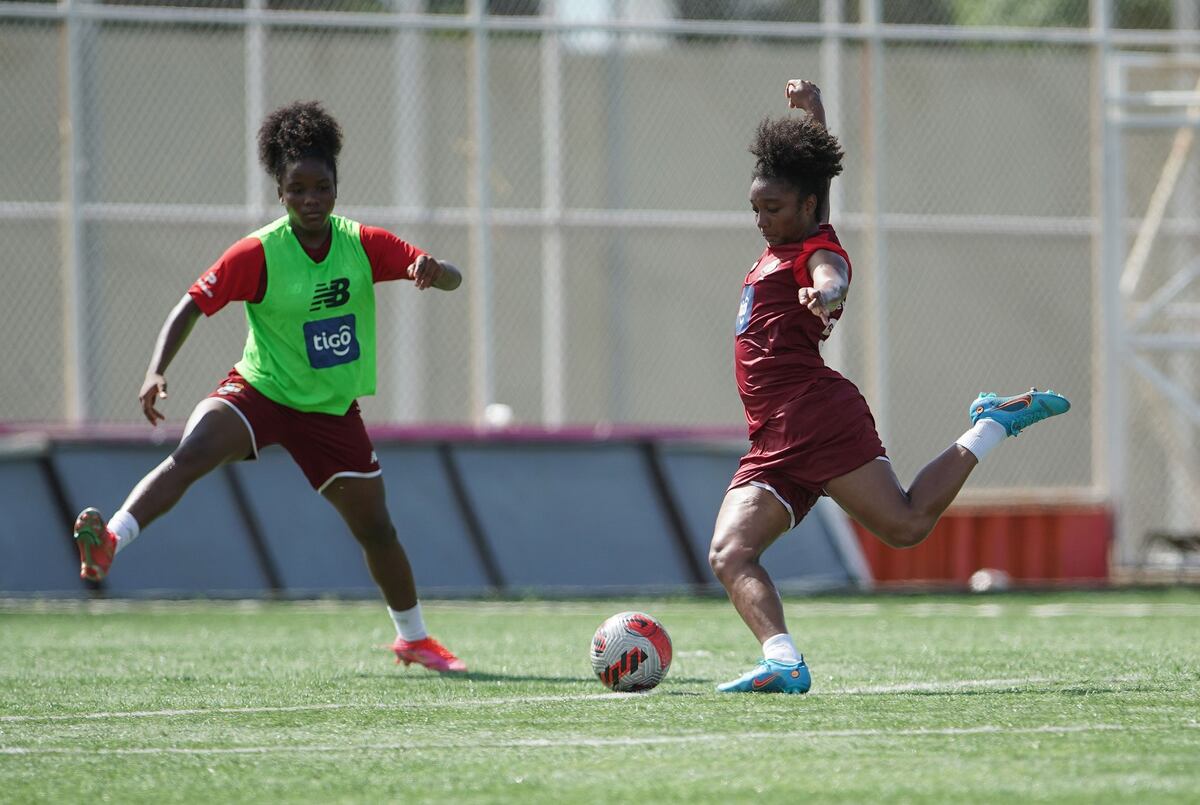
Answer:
[
  {"left": 1028, "top": 603, "right": 1200, "bottom": 617},
  {"left": 0, "top": 677, "right": 1123, "bottom": 724},
  {"left": 827, "top": 676, "right": 1054, "bottom": 695},
  {"left": 3, "top": 723, "right": 1192, "bottom": 755}
]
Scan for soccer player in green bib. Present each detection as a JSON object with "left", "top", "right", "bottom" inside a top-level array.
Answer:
[{"left": 72, "top": 101, "right": 467, "bottom": 672}]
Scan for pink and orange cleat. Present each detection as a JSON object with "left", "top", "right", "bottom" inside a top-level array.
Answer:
[
  {"left": 392, "top": 636, "right": 467, "bottom": 673},
  {"left": 73, "top": 507, "right": 118, "bottom": 581}
]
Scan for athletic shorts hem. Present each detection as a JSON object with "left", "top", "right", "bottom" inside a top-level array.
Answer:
[
  {"left": 205, "top": 370, "right": 380, "bottom": 490},
  {"left": 208, "top": 396, "right": 259, "bottom": 460},
  {"left": 746, "top": 480, "right": 796, "bottom": 529},
  {"left": 317, "top": 469, "right": 384, "bottom": 494}
]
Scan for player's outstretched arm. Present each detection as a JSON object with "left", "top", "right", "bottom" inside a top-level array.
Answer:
[
  {"left": 785, "top": 79, "right": 832, "bottom": 224},
  {"left": 407, "top": 254, "right": 462, "bottom": 291},
  {"left": 139, "top": 293, "right": 203, "bottom": 426}
]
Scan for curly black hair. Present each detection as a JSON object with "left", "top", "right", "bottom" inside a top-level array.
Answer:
[
  {"left": 750, "top": 116, "right": 844, "bottom": 202},
  {"left": 257, "top": 101, "right": 343, "bottom": 183}
]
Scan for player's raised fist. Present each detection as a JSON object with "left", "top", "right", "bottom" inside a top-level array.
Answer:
[{"left": 786, "top": 79, "right": 822, "bottom": 111}]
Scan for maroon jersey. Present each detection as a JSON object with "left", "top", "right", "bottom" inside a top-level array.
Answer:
[{"left": 734, "top": 224, "right": 851, "bottom": 436}]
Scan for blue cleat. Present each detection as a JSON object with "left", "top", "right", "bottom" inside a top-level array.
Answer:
[
  {"left": 969, "top": 388, "right": 1070, "bottom": 437},
  {"left": 716, "top": 657, "right": 811, "bottom": 694}
]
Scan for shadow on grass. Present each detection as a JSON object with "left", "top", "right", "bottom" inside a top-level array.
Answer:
[
  {"left": 357, "top": 668, "right": 713, "bottom": 686},
  {"left": 454, "top": 671, "right": 714, "bottom": 687}
]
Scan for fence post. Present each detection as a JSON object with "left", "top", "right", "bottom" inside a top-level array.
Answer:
[
  {"left": 468, "top": 0, "right": 495, "bottom": 423},
  {"left": 861, "top": 0, "right": 888, "bottom": 445},
  {"left": 244, "top": 0, "right": 266, "bottom": 226},
  {"left": 1168, "top": 0, "right": 1200, "bottom": 539},
  {"left": 1094, "top": 0, "right": 1127, "bottom": 562},
  {"left": 820, "top": 0, "right": 845, "bottom": 374},
  {"left": 541, "top": 0, "right": 566, "bottom": 427},
  {"left": 60, "top": 0, "right": 92, "bottom": 423},
  {"left": 390, "top": 0, "right": 429, "bottom": 422}
]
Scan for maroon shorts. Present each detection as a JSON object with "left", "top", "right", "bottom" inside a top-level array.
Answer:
[
  {"left": 729, "top": 378, "right": 887, "bottom": 527},
  {"left": 207, "top": 371, "right": 381, "bottom": 491}
]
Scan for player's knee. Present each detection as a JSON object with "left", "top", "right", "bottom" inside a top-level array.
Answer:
[
  {"left": 353, "top": 520, "right": 398, "bottom": 551},
  {"left": 708, "top": 539, "right": 756, "bottom": 582},
  {"left": 877, "top": 517, "right": 931, "bottom": 549}
]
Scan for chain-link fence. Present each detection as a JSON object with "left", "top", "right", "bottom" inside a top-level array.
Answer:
[{"left": 1, "top": 0, "right": 1197, "bottom": 561}]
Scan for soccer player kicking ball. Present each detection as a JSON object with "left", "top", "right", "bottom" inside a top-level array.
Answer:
[
  {"left": 72, "top": 101, "right": 467, "bottom": 673},
  {"left": 710, "top": 80, "right": 1069, "bottom": 694}
]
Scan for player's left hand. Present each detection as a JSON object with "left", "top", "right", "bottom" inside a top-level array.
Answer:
[
  {"left": 798, "top": 286, "right": 832, "bottom": 326},
  {"left": 786, "top": 79, "right": 822, "bottom": 111},
  {"left": 408, "top": 254, "right": 444, "bottom": 290}
]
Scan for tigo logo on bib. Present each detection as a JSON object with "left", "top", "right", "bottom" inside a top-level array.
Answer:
[{"left": 304, "top": 314, "right": 360, "bottom": 368}]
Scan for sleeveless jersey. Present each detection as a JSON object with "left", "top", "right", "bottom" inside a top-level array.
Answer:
[
  {"left": 235, "top": 215, "right": 376, "bottom": 415},
  {"left": 734, "top": 224, "right": 852, "bottom": 436}
]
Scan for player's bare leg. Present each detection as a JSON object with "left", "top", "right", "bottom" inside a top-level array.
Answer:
[
  {"left": 322, "top": 475, "right": 465, "bottom": 672},
  {"left": 122, "top": 400, "right": 255, "bottom": 528},
  {"left": 827, "top": 389, "right": 1072, "bottom": 549},
  {"left": 708, "top": 485, "right": 793, "bottom": 642},
  {"left": 824, "top": 451, "right": 976, "bottom": 550},
  {"left": 321, "top": 475, "right": 417, "bottom": 609},
  {"left": 74, "top": 399, "right": 253, "bottom": 580},
  {"left": 709, "top": 486, "right": 811, "bottom": 693}
]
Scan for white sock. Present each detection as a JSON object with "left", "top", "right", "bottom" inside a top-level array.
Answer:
[
  {"left": 388, "top": 603, "right": 428, "bottom": 642},
  {"left": 108, "top": 510, "right": 140, "bottom": 555},
  {"left": 954, "top": 418, "right": 1007, "bottom": 462},
  {"left": 762, "top": 633, "right": 801, "bottom": 664}
]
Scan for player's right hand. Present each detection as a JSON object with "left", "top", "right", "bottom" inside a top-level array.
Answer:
[
  {"left": 139, "top": 373, "right": 168, "bottom": 426},
  {"left": 798, "top": 286, "right": 833, "bottom": 327}
]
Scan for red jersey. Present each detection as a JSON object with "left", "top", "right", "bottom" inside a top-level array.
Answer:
[
  {"left": 734, "top": 224, "right": 852, "bottom": 436},
  {"left": 187, "top": 224, "right": 427, "bottom": 315}
]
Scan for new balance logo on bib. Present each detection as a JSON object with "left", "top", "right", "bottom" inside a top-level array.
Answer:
[
  {"left": 310, "top": 277, "right": 350, "bottom": 311},
  {"left": 304, "top": 314, "right": 360, "bottom": 368}
]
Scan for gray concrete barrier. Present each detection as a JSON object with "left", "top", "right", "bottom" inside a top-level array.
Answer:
[{"left": 1, "top": 430, "right": 869, "bottom": 597}]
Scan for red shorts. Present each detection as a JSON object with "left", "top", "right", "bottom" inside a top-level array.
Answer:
[
  {"left": 729, "top": 377, "right": 887, "bottom": 527},
  {"left": 207, "top": 370, "right": 381, "bottom": 491}
]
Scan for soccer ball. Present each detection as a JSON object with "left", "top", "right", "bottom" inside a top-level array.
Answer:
[{"left": 590, "top": 611, "right": 672, "bottom": 692}]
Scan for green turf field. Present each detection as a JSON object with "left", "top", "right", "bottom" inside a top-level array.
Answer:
[{"left": 2, "top": 590, "right": 1198, "bottom": 803}]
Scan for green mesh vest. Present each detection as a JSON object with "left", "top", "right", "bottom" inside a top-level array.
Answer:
[{"left": 234, "top": 215, "right": 376, "bottom": 414}]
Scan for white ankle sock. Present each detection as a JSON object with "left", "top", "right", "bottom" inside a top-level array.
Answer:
[
  {"left": 955, "top": 419, "right": 1007, "bottom": 462},
  {"left": 389, "top": 603, "right": 428, "bottom": 641},
  {"left": 762, "top": 633, "right": 801, "bottom": 664},
  {"left": 108, "top": 510, "right": 140, "bottom": 555}
]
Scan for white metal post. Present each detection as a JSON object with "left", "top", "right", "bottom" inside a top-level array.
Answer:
[
  {"left": 820, "top": 0, "right": 844, "bottom": 373},
  {"left": 389, "top": 0, "right": 428, "bottom": 423},
  {"left": 60, "top": 0, "right": 89, "bottom": 423},
  {"left": 606, "top": 0, "right": 631, "bottom": 421},
  {"left": 1170, "top": 0, "right": 1200, "bottom": 534},
  {"left": 1096, "top": 0, "right": 1130, "bottom": 562},
  {"left": 861, "top": 0, "right": 888, "bottom": 445},
  {"left": 244, "top": 0, "right": 266, "bottom": 224},
  {"left": 541, "top": 0, "right": 566, "bottom": 427},
  {"left": 468, "top": 0, "right": 495, "bottom": 421},
  {"left": 1090, "top": 0, "right": 1111, "bottom": 509}
]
